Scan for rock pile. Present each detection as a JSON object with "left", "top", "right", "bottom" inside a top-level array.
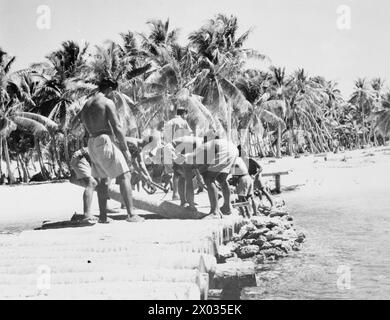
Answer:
[{"left": 218, "top": 208, "right": 306, "bottom": 264}]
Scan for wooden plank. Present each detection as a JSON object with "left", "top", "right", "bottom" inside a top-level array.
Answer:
[
  {"left": 107, "top": 186, "right": 209, "bottom": 219},
  {"left": 262, "top": 171, "right": 290, "bottom": 177}
]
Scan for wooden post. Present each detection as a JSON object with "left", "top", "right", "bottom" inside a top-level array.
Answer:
[{"left": 275, "top": 174, "right": 281, "bottom": 193}]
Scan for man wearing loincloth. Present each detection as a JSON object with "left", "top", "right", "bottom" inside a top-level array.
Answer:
[
  {"left": 186, "top": 131, "right": 238, "bottom": 218},
  {"left": 69, "top": 147, "right": 119, "bottom": 223},
  {"left": 162, "top": 135, "right": 204, "bottom": 210},
  {"left": 162, "top": 107, "right": 193, "bottom": 200},
  {"left": 80, "top": 78, "right": 144, "bottom": 223}
]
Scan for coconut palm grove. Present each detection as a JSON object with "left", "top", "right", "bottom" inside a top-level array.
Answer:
[{"left": 1, "top": 14, "right": 390, "bottom": 185}]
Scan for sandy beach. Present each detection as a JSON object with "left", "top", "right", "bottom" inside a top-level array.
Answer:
[{"left": 1, "top": 146, "right": 389, "bottom": 230}]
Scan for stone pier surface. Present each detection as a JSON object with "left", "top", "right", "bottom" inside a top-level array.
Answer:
[{"left": 0, "top": 189, "right": 243, "bottom": 300}]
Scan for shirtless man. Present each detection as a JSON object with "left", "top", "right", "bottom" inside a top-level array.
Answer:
[
  {"left": 80, "top": 78, "right": 143, "bottom": 223},
  {"left": 163, "top": 135, "right": 203, "bottom": 210},
  {"left": 126, "top": 136, "right": 154, "bottom": 190},
  {"left": 185, "top": 131, "right": 238, "bottom": 218},
  {"left": 162, "top": 107, "right": 193, "bottom": 200}
]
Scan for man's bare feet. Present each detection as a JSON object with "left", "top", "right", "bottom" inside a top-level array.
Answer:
[
  {"left": 126, "top": 215, "right": 145, "bottom": 223},
  {"left": 98, "top": 217, "right": 114, "bottom": 224},
  {"left": 172, "top": 194, "right": 180, "bottom": 201}
]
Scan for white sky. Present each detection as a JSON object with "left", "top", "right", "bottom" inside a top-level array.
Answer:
[{"left": 1, "top": 0, "right": 390, "bottom": 97}]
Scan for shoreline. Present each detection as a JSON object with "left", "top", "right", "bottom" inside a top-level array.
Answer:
[{"left": 1, "top": 146, "right": 389, "bottom": 230}]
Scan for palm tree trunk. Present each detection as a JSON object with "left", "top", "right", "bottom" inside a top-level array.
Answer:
[
  {"left": 0, "top": 138, "right": 3, "bottom": 177},
  {"left": 227, "top": 100, "right": 232, "bottom": 141},
  {"left": 256, "top": 135, "right": 265, "bottom": 157},
  {"left": 361, "top": 111, "right": 367, "bottom": 146},
  {"left": 16, "top": 154, "right": 22, "bottom": 182},
  {"left": 288, "top": 130, "right": 294, "bottom": 156},
  {"left": 23, "top": 158, "right": 31, "bottom": 181},
  {"left": 75, "top": 138, "right": 80, "bottom": 152},
  {"left": 276, "top": 123, "right": 282, "bottom": 158},
  {"left": 355, "top": 127, "right": 360, "bottom": 149},
  {"left": 63, "top": 129, "right": 71, "bottom": 169},
  {"left": 35, "top": 137, "right": 49, "bottom": 180},
  {"left": 3, "top": 138, "right": 15, "bottom": 184},
  {"left": 51, "top": 135, "right": 64, "bottom": 178},
  {"left": 30, "top": 155, "right": 37, "bottom": 172},
  {"left": 17, "top": 154, "right": 28, "bottom": 182},
  {"left": 248, "top": 133, "right": 253, "bottom": 157}
]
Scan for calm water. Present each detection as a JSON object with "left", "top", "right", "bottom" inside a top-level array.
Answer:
[{"left": 251, "top": 184, "right": 390, "bottom": 300}]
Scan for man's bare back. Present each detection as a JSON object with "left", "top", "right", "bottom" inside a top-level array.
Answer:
[{"left": 81, "top": 93, "right": 114, "bottom": 137}]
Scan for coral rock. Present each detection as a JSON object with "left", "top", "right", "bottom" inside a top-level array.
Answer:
[{"left": 236, "top": 245, "right": 260, "bottom": 259}]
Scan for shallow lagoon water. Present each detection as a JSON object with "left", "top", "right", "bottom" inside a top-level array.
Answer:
[{"left": 250, "top": 162, "right": 390, "bottom": 300}]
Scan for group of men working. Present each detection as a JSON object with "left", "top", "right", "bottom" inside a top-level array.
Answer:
[{"left": 69, "top": 78, "right": 273, "bottom": 224}]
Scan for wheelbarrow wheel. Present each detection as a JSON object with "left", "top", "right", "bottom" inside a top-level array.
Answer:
[{"left": 143, "top": 182, "right": 157, "bottom": 194}]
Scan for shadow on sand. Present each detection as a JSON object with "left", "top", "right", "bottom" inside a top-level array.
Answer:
[{"left": 35, "top": 212, "right": 165, "bottom": 230}]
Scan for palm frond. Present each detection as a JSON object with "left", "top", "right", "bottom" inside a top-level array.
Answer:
[
  {"left": 16, "top": 112, "right": 59, "bottom": 131},
  {"left": 12, "top": 116, "right": 49, "bottom": 135},
  {"left": 176, "top": 88, "right": 224, "bottom": 135},
  {"left": 219, "top": 78, "right": 251, "bottom": 114},
  {"left": 257, "top": 109, "right": 286, "bottom": 128}
]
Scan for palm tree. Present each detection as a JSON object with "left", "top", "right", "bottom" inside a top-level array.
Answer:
[
  {"left": 349, "top": 78, "right": 375, "bottom": 146},
  {"left": 235, "top": 71, "right": 286, "bottom": 156},
  {"left": 139, "top": 19, "right": 180, "bottom": 63},
  {"left": 33, "top": 41, "right": 90, "bottom": 167},
  {"left": 374, "top": 92, "right": 390, "bottom": 138},
  {"left": 188, "top": 14, "right": 268, "bottom": 140},
  {"left": 0, "top": 48, "right": 18, "bottom": 183},
  {"left": 0, "top": 103, "right": 58, "bottom": 183},
  {"left": 283, "top": 69, "right": 331, "bottom": 155},
  {"left": 267, "top": 67, "right": 291, "bottom": 157},
  {"left": 370, "top": 78, "right": 385, "bottom": 145},
  {"left": 189, "top": 14, "right": 266, "bottom": 67}
]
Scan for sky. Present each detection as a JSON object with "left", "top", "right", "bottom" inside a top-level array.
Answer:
[{"left": 1, "top": 0, "right": 390, "bottom": 97}]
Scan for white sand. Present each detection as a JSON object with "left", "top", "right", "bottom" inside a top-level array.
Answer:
[{"left": 1, "top": 146, "right": 389, "bottom": 228}]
